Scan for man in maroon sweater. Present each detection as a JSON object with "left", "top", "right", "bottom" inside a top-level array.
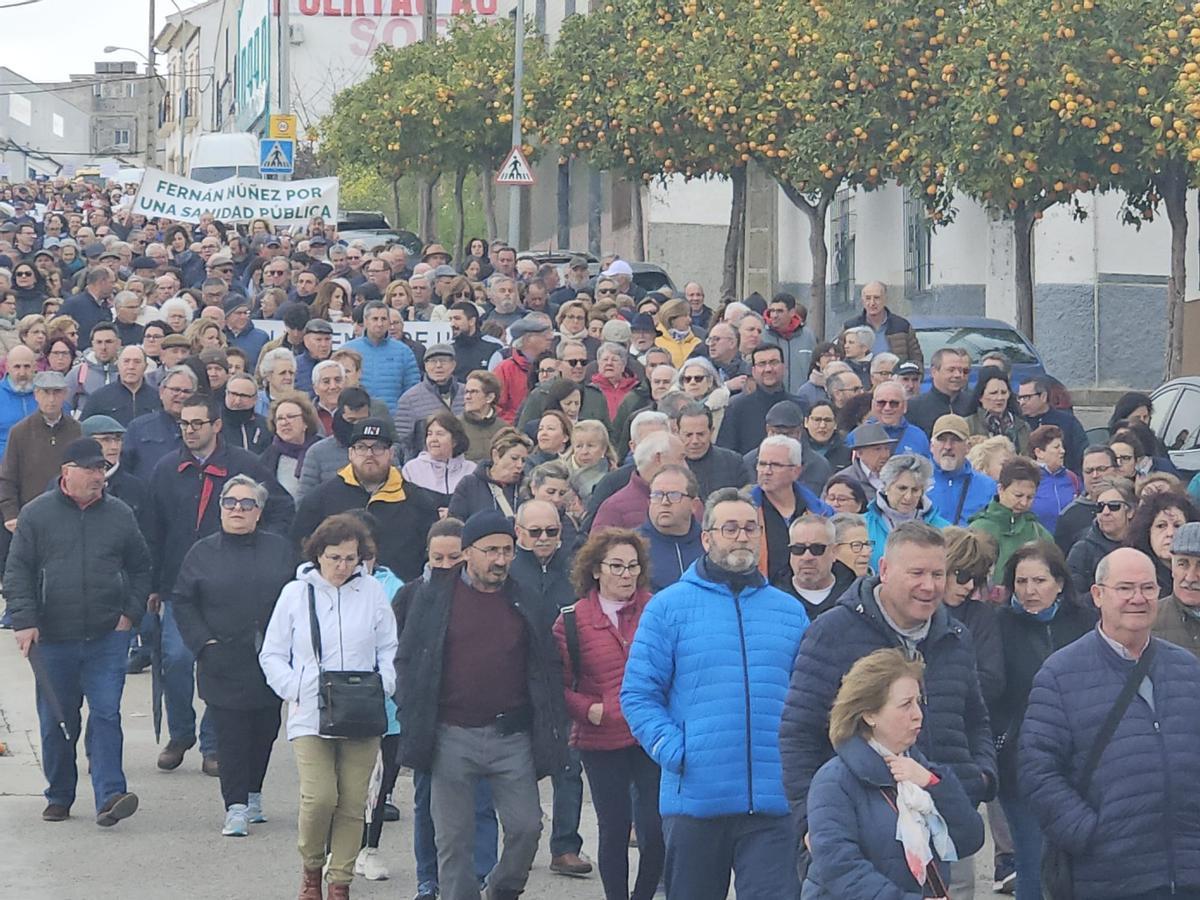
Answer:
[{"left": 397, "top": 509, "right": 568, "bottom": 900}]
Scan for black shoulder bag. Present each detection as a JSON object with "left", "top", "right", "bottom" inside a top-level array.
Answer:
[
  {"left": 561, "top": 604, "right": 581, "bottom": 691},
  {"left": 1041, "top": 640, "right": 1156, "bottom": 900},
  {"left": 307, "top": 584, "right": 388, "bottom": 738}
]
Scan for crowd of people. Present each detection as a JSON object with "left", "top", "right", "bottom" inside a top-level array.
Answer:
[{"left": 3, "top": 174, "right": 1200, "bottom": 900}]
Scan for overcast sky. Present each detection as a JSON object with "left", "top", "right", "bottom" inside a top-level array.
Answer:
[{"left": 0, "top": 0, "right": 174, "bottom": 82}]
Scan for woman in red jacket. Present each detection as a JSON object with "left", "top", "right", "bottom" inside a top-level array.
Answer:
[{"left": 554, "top": 527, "right": 663, "bottom": 900}]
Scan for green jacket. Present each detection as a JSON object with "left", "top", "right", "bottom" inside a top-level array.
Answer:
[{"left": 968, "top": 498, "right": 1053, "bottom": 581}]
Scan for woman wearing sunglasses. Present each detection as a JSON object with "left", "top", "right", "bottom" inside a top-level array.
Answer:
[
  {"left": 1066, "top": 476, "right": 1136, "bottom": 600},
  {"left": 675, "top": 357, "right": 731, "bottom": 436},
  {"left": 11, "top": 263, "right": 48, "bottom": 318},
  {"left": 553, "top": 528, "right": 663, "bottom": 900},
  {"left": 171, "top": 475, "right": 297, "bottom": 838}
]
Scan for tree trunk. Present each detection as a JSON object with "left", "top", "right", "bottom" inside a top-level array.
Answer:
[
  {"left": 1161, "top": 162, "right": 1189, "bottom": 380},
  {"left": 632, "top": 181, "right": 645, "bottom": 260},
  {"left": 453, "top": 166, "right": 467, "bottom": 263},
  {"left": 720, "top": 165, "right": 748, "bottom": 303},
  {"left": 1012, "top": 209, "right": 1036, "bottom": 340},
  {"left": 391, "top": 177, "right": 402, "bottom": 231},
  {"left": 587, "top": 167, "right": 602, "bottom": 255},
  {"left": 556, "top": 159, "right": 571, "bottom": 248},
  {"left": 482, "top": 171, "right": 498, "bottom": 243},
  {"left": 778, "top": 180, "right": 832, "bottom": 340}
]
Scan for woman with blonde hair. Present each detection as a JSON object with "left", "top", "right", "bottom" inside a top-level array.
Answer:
[
  {"left": 565, "top": 419, "right": 615, "bottom": 499},
  {"left": 383, "top": 279, "right": 413, "bottom": 314},
  {"left": 804, "top": 648, "right": 984, "bottom": 899},
  {"left": 966, "top": 434, "right": 1015, "bottom": 481},
  {"left": 186, "top": 317, "right": 226, "bottom": 354}
]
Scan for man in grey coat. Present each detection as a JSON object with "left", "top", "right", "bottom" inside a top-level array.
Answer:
[{"left": 392, "top": 343, "right": 465, "bottom": 462}]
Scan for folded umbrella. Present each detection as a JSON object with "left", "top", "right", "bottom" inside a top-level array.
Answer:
[{"left": 27, "top": 643, "right": 70, "bottom": 742}]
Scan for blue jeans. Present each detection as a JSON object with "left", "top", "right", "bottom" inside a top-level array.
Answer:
[
  {"left": 35, "top": 629, "right": 130, "bottom": 813},
  {"left": 551, "top": 745, "right": 584, "bottom": 857},
  {"left": 1000, "top": 790, "right": 1043, "bottom": 900},
  {"left": 413, "top": 768, "right": 498, "bottom": 890},
  {"left": 160, "top": 602, "right": 216, "bottom": 755},
  {"left": 662, "top": 812, "right": 799, "bottom": 900}
]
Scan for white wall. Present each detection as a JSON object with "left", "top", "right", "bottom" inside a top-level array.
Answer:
[{"left": 646, "top": 174, "right": 731, "bottom": 226}]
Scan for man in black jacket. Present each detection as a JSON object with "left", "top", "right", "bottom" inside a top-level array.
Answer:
[
  {"left": 676, "top": 402, "right": 751, "bottom": 495},
  {"left": 79, "top": 346, "right": 161, "bottom": 426},
  {"left": 220, "top": 374, "right": 270, "bottom": 454},
  {"left": 291, "top": 417, "right": 435, "bottom": 582},
  {"left": 396, "top": 511, "right": 567, "bottom": 900},
  {"left": 448, "top": 300, "right": 503, "bottom": 380},
  {"left": 716, "top": 344, "right": 806, "bottom": 455},
  {"left": 779, "top": 521, "right": 996, "bottom": 891},
  {"left": 148, "top": 395, "right": 293, "bottom": 776},
  {"left": 774, "top": 514, "right": 856, "bottom": 618},
  {"left": 7, "top": 438, "right": 150, "bottom": 826},
  {"left": 509, "top": 499, "right": 592, "bottom": 878},
  {"left": 906, "top": 347, "right": 973, "bottom": 436}
]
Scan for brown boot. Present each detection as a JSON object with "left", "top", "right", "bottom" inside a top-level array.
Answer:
[
  {"left": 326, "top": 883, "right": 349, "bottom": 900},
  {"left": 297, "top": 867, "right": 323, "bottom": 900}
]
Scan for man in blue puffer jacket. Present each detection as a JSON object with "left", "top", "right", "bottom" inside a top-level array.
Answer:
[
  {"left": 342, "top": 301, "right": 420, "bottom": 411},
  {"left": 779, "top": 521, "right": 996, "bottom": 893},
  {"left": 928, "top": 414, "right": 996, "bottom": 525},
  {"left": 622, "top": 487, "right": 810, "bottom": 899},
  {"left": 1021, "top": 547, "right": 1200, "bottom": 900},
  {"left": 0, "top": 346, "right": 36, "bottom": 458}
]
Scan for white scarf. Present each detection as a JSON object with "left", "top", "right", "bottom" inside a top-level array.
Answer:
[{"left": 868, "top": 738, "right": 958, "bottom": 884}]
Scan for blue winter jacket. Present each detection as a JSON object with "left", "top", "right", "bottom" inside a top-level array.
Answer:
[
  {"left": 1030, "top": 464, "right": 1080, "bottom": 534},
  {"left": 846, "top": 417, "right": 931, "bottom": 458},
  {"left": 0, "top": 376, "right": 35, "bottom": 458},
  {"left": 121, "top": 408, "right": 183, "bottom": 482},
  {"left": 636, "top": 517, "right": 703, "bottom": 593},
  {"left": 780, "top": 576, "right": 996, "bottom": 836},
  {"left": 804, "top": 736, "right": 984, "bottom": 900},
  {"left": 864, "top": 498, "right": 950, "bottom": 571},
  {"left": 342, "top": 335, "right": 421, "bottom": 410},
  {"left": 373, "top": 565, "right": 404, "bottom": 737},
  {"left": 929, "top": 461, "right": 995, "bottom": 526},
  {"left": 1019, "top": 630, "right": 1200, "bottom": 899},
  {"left": 225, "top": 322, "right": 270, "bottom": 370},
  {"left": 621, "top": 557, "right": 810, "bottom": 818}
]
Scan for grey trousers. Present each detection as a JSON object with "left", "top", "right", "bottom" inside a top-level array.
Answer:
[
  {"left": 431, "top": 723, "right": 543, "bottom": 900},
  {"left": 947, "top": 854, "right": 976, "bottom": 900}
]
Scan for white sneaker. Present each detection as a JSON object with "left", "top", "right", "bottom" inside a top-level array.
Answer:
[
  {"left": 355, "top": 847, "right": 389, "bottom": 881},
  {"left": 221, "top": 804, "right": 249, "bottom": 837}
]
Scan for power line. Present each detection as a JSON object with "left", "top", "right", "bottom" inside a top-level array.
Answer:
[
  {"left": 0, "top": 74, "right": 160, "bottom": 96},
  {"left": 0, "top": 0, "right": 48, "bottom": 8}
]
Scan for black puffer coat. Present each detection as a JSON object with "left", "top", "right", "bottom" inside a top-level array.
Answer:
[{"left": 172, "top": 529, "right": 297, "bottom": 709}]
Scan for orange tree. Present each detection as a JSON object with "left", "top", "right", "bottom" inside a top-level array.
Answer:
[
  {"left": 1102, "top": 0, "right": 1200, "bottom": 377},
  {"left": 320, "top": 18, "right": 543, "bottom": 256},
  {"left": 915, "top": 0, "right": 1124, "bottom": 340},
  {"left": 725, "top": 0, "right": 950, "bottom": 337},
  {"left": 534, "top": 0, "right": 756, "bottom": 300}
]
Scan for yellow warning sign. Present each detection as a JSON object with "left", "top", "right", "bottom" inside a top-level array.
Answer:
[{"left": 269, "top": 114, "right": 298, "bottom": 140}]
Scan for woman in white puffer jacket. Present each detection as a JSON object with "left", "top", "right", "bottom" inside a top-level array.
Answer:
[{"left": 260, "top": 512, "right": 397, "bottom": 900}]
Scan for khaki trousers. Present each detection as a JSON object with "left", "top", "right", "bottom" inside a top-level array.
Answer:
[{"left": 292, "top": 735, "right": 380, "bottom": 884}]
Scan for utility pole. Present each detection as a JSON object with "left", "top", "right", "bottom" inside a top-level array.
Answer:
[
  {"left": 279, "top": 0, "right": 290, "bottom": 115},
  {"left": 507, "top": 0, "right": 526, "bottom": 248},
  {"left": 145, "top": 0, "right": 157, "bottom": 167}
]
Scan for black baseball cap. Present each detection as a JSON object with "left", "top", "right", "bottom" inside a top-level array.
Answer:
[{"left": 62, "top": 438, "right": 107, "bottom": 469}]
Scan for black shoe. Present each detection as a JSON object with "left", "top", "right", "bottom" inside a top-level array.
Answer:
[
  {"left": 383, "top": 801, "right": 400, "bottom": 822},
  {"left": 96, "top": 792, "right": 139, "bottom": 827},
  {"left": 125, "top": 655, "right": 150, "bottom": 675},
  {"left": 42, "top": 803, "right": 70, "bottom": 822},
  {"left": 202, "top": 755, "right": 220, "bottom": 777}
]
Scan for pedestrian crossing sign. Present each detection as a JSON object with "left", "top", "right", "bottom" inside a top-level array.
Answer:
[
  {"left": 496, "top": 147, "right": 535, "bottom": 185},
  {"left": 259, "top": 138, "right": 295, "bottom": 175}
]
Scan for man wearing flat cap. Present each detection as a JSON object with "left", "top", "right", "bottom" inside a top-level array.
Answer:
[
  {"left": 397, "top": 509, "right": 567, "bottom": 900},
  {"left": 494, "top": 313, "right": 555, "bottom": 424},
  {"left": 6, "top": 437, "right": 151, "bottom": 827},
  {"left": 834, "top": 422, "right": 897, "bottom": 501},
  {"left": 392, "top": 342, "right": 465, "bottom": 462}
]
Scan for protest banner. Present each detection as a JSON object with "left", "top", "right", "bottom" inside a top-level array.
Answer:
[
  {"left": 132, "top": 168, "right": 339, "bottom": 225},
  {"left": 253, "top": 319, "right": 452, "bottom": 350}
]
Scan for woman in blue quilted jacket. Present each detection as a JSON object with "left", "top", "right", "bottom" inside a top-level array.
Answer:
[{"left": 804, "top": 649, "right": 984, "bottom": 900}]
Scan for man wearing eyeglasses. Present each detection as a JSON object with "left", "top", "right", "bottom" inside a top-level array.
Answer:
[
  {"left": 292, "top": 418, "right": 433, "bottom": 583},
  {"left": 1023, "top": 547, "right": 1200, "bottom": 900},
  {"left": 146, "top": 394, "right": 293, "bottom": 777},
  {"left": 1055, "top": 445, "right": 1119, "bottom": 553},
  {"left": 848, "top": 380, "right": 930, "bottom": 458},
  {"left": 637, "top": 464, "right": 703, "bottom": 593},
  {"left": 397, "top": 509, "right": 568, "bottom": 900},
  {"left": 777, "top": 514, "right": 856, "bottom": 618},
  {"left": 1017, "top": 375, "right": 1089, "bottom": 474},
  {"left": 508, "top": 499, "right": 594, "bottom": 878},
  {"left": 928, "top": 414, "right": 996, "bottom": 526},
  {"left": 750, "top": 435, "right": 834, "bottom": 585},
  {"left": 622, "top": 487, "right": 811, "bottom": 898},
  {"left": 781, "top": 522, "right": 996, "bottom": 894},
  {"left": 716, "top": 344, "right": 806, "bottom": 455}
]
